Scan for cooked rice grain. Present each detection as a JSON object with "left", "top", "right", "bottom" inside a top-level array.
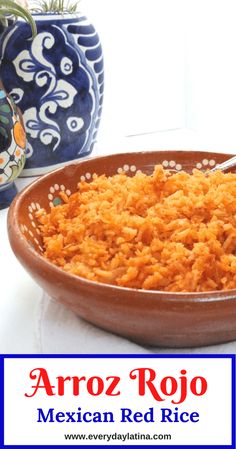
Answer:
[{"left": 38, "top": 166, "right": 236, "bottom": 292}]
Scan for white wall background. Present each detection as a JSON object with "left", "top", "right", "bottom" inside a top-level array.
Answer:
[
  {"left": 82, "top": 0, "right": 186, "bottom": 137},
  {"left": 185, "top": 0, "right": 236, "bottom": 138},
  {"left": 82, "top": 0, "right": 236, "bottom": 145}
]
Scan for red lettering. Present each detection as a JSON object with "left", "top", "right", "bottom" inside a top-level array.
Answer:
[
  {"left": 25, "top": 368, "right": 55, "bottom": 397},
  {"left": 172, "top": 369, "right": 187, "bottom": 404},
  {"left": 130, "top": 368, "right": 164, "bottom": 401},
  {"left": 56, "top": 376, "right": 86, "bottom": 395},
  {"left": 160, "top": 376, "right": 178, "bottom": 396},
  {"left": 25, "top": 370, "right": 121, "bottom": 398},
  {"left": 129, "top": 368, "right": 207, "bottom": 404},
  {"left": 72, "top": 377, "right": 86, "bottom": 395},
  {"left": 190, "top": 376, "right": 207, "bottom": 396},
  {"left": 57, "top": 376, "right": 71, "bottom": 396},
  {"left": 87, "top": 376, "right": 104, "bottom": 395},
  {"left": 106, "top": 376, "right": 121, "bottom": 396}
]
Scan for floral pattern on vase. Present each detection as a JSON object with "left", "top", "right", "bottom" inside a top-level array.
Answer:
[
  {"left": 0, "top": 14, "right": 104, "bottom": 176},
  {"left": 0, "top": 88, "right": 26, "bottom": 209},
  {"left": 0, "top": 90, "right": 26, "bottom": 185}
]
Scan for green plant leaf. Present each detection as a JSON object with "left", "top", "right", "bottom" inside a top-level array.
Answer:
[
  {"left": 30, "top": 0, "right": 80, "bottom": 13},
  {"left": 0, "top": 0, "right": 37, "bottom": 38}
]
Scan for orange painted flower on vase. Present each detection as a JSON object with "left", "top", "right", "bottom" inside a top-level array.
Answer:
[{"left": 13, "top": 121, "right": 26, "bottom": 149}]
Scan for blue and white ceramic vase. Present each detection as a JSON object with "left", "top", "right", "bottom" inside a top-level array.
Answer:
[
  {"left": 0, "top": 86, "right": 26, "bottom": 209},
  {"left": 0, "top": 13, "right": 104, "bottom": 176}
]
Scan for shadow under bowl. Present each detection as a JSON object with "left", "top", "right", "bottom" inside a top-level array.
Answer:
[{"left": 7, "top": 150, "right": 236, "bottom": 348}]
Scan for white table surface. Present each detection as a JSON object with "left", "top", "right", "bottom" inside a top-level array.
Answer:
[{"left": 1, "top": 128, "right": 236, "bottom": 354}]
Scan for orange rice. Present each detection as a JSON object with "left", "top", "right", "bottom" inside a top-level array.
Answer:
[{"left": 37, "top": 165, "right": 236, "bottom": 292}]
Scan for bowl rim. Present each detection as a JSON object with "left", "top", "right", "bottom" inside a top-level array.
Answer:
[{"left": 8, "top": 149, "right": 236, "bottom": 302}]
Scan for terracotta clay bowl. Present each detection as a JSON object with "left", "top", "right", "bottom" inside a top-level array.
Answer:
[{"left": 7, "top": 150, "right": 236, "bottom": 348}]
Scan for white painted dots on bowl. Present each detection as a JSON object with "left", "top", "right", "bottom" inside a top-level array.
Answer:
[
  {"left": 28, "top": 202, "right": 40, "bottom": 230},
  {"left": 117, "top": 164, "right": 137, "bottom": 174},
  {"left": 28, "top": 202, "right": 40, "bottom": 218},
  {"left": 49, "top": 184, "right": 60, "bottom": 195},
  {"left": 25, "top": 201, "right": 44, "bottom": 253},
  {"left": 175, "top": 164, "right": 182, "bottom": 171},
  {"left": 130, "top": 165, "right": 136, "bottom": 172},
  {"left": 80, "top": 167, "right": 139, "bottom": 177},
  {"left": 48, "top": 183, "right": 71, "bottom": 208},
  {"left": 162, "top": 160, "right": 182, "bottom": 171},
  {"left": 20, "top": 224, "right": 28, "bottom": 234},
  {"left": 79, "top": 173, "right": 95, "bottom": 182},
  {"left": 196, "top": 159, "right": 216, "bottom": 170},
  {"left": 162, "top": 160, "right": 169, "bottom": 168},
  {"left": 26, "top": 201, "right": 43, "bottom": 249}
]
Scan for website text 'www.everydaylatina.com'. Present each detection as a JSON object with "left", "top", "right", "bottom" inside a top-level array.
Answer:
[{"left": 64, "top": 432, "right": 172, "bottom": 442}]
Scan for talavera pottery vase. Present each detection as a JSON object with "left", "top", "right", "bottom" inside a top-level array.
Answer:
[
  {"left": 0, "top": 83, "right": 26, "bottom": 209},
  {"left": 0, "top": 13, "right": 104, "bottom": 176}
]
